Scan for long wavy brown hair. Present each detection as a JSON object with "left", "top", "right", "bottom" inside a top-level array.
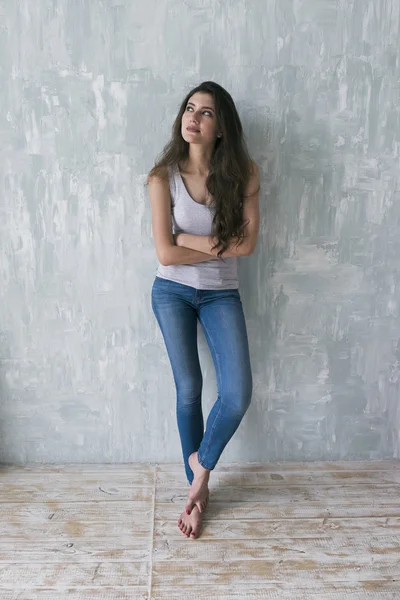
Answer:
[{"left": 148, "top": 81, "right": 254, "bottom": 256}]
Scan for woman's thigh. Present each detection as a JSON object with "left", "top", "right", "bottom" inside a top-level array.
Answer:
[
  {"left": 198, "top": 289, "right": 252, "bottom": 411},
  {"left": 151, "top": 278, "right": 202, "bottom": 398}
]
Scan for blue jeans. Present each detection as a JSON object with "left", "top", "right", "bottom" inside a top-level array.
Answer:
[{"left": 151, "top": 277, "right": 252, "bottom": 485}]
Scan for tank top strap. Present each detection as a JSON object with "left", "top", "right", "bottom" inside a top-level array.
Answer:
[{"left": 167, "top": 163, "right": 180, "bottom": 205}]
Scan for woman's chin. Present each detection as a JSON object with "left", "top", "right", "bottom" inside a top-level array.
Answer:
[
  {"left": 182, "top": 132, "right": 201, "bottom": 144},
  {"left": 182, "top": 132, "right": 214, "bottom": 146}
]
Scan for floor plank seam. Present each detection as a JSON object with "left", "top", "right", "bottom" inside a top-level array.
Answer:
[{"left": 148, "top": 463, "right": 157, "bottom": 599}]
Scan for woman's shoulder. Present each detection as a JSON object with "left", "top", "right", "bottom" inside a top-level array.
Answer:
[
  {"left": 148, "top": 165, "right": 169, "bottom": 183},
  {"left": 149, "top": 163, "right": 179, "bottom": 183}
]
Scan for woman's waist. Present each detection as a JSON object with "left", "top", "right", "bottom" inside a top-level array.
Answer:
[
  {"left": 161, "top": 257, "right": 237, "bottom": 270},
  {"left": 156, "top": 260, "right": 238, "bottom": 289}
]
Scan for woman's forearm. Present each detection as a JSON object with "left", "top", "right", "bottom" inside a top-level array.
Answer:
[
  {"left": 159, "top": 244, "right": 218, "bottom": 266},
  {"left": 176, "top": 233, "right": 250, "bottom": 258}
]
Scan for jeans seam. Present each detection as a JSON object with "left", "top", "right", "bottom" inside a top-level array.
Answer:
[{"left": 197, "top": 315, "right": 224, "bottom": 470}]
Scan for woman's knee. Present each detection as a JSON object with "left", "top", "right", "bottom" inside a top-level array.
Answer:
[
  {"left": 224, "top": 381, "right": 252, "bottom": 415},
  {"left": 176, "top": 376, "right": 203, "bottom": 408}
]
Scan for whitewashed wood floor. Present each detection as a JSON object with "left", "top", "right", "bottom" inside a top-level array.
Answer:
[{"left": 1, "top": 460, "right": 399, "bottom": 599}]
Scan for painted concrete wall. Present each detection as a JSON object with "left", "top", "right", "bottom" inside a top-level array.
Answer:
[{"left": 1, "top": 0, "right": 399, "bottom": 464}]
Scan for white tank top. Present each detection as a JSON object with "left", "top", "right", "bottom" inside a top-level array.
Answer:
[{"left": 156, "top": 164, "right": 239, "bottom": 290}]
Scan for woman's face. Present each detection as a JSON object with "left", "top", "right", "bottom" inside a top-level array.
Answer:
[{"left": 181, "top": 92, "right": 220, "bottom": 146}]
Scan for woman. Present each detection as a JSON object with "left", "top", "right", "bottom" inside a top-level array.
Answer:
[{"left": 148, "top": 81, "right": 260, "bottom": 539}]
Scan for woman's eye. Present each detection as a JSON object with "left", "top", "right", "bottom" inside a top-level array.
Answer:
[{"left": 186, "top": 106, "right": 212, "bottom": 116}]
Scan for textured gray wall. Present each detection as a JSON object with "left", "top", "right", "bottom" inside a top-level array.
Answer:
[{"left": 1, "top": 0, "right": 399, "bottom": 464}]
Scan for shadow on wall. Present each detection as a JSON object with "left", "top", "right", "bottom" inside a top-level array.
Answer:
[
  {"left": 241, "top": 105, "right": 343, "bottom": 299},
  {"left": 238, "top": 106, "right": 349, "bottom": 460},
  {"left": 240, "top": 101, "right": 400, "bottom": 460}
]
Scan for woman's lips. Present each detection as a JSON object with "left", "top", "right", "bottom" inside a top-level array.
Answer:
[{"left": 187, "top": 126, "right": 200, "bottom": 132}]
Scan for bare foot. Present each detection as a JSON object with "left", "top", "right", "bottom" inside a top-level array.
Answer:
[
  {"left": 186, "top": 451, "right": 210, "bottom": 515},
  {"left": 178, "top": 494, "right": 208, "bottom": 538}
]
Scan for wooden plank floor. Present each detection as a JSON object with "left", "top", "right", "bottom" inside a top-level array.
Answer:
[{"left": 0, "top": 460, "right": 399, "bottom": 599}]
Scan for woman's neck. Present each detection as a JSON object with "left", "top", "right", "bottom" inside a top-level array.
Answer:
[{"left": 182, "top": 144, "right": 214, "bottom": 175}]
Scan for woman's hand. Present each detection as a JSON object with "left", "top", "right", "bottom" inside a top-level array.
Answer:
[{"left": 173, "top": 233, "right": 184, "bottom": 247}]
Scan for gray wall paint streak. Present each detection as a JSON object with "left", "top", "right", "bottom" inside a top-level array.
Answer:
[{"left": 1, "top": 1, "right": 399, "bottom": 464}]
